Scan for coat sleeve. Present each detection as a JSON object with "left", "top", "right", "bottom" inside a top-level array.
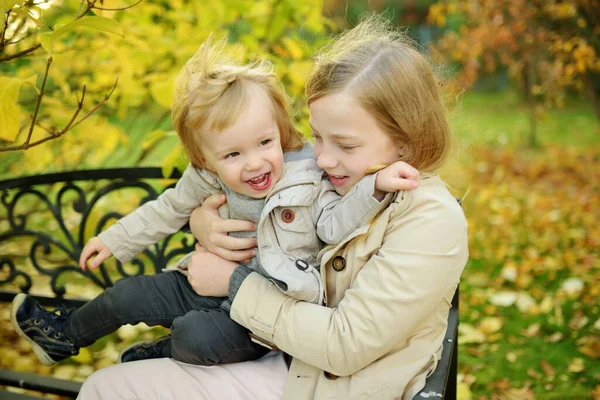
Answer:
[
  {"left": 313, "top": 174, "right": 393, "bottom": 245},
  {"left": 230, "top": 197, "right": 468, "bottom": 376},
  {"left": 98, "top": 165, "right": 217, "bottom": 263}
]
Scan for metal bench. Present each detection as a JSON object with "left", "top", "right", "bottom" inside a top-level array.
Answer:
[{"left": 0, "top": 168, "right": 458, "bottom": 399}]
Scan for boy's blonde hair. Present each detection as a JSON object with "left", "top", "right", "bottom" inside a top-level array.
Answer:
[
  {"left": 172, "top": 38, "right": 304, "bottom": 169},
  {"left": 306, "top": 14, "right": 451, "bottom": 172}
]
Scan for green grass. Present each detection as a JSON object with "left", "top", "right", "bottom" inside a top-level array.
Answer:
[
  {"left": 451, "top": 90, "right": 599, "bottom": 149},
  {"left": 452, "top": 90, "right": 599, "bottom": 399}
]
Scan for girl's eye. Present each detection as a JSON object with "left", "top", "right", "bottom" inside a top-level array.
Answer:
[
  {"left": 340, "top": 144, "right": 356, "bottom": 152},
  {"left": 260, "top": 139, "right": 272, "bottom": 146},
  {"left": 225, "top": 152, "right": 240, "bottom": 159},
  {"left": 311, "top": 132, "right": 322, "bottom": 141}
]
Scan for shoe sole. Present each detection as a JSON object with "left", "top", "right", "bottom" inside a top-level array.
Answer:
[
  {"left": 117, "top": 340, "right": 157, "bottom": 364},
  {"left": 117, "top": 341, "right": 139, "bottom": 364},
  {"left": 11, "top": 293, "right": 58, "bottom": 366}
]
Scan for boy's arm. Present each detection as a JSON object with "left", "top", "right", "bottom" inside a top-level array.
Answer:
[
  {"left": 313, "top": 174, "right": 393, "bottom": 245},
  {"left": 98, "top": 165, "right": 217, "bottom": 263}
]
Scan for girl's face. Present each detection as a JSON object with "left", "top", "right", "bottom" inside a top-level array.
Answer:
[{"left": 309, "top": 91, "right": 402, "bottom": 195}]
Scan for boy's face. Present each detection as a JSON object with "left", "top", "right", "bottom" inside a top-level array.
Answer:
[{"left": 201, "top": 84, "right": 284, "bottom": 199}]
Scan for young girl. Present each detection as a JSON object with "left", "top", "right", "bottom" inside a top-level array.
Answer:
[
  {"left": 11, "top": 37, "right": 418, "bottom": 368},
  {"left": 76, "top": 14, "right": 468, "bottom": 400}
]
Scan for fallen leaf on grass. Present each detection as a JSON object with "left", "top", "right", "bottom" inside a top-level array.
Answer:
[
  {"left": 591, "top": 385, "right": 600, "bottom": 400},
  {"left": 520, "top": 323, "right": 541, "bottom": 338},
  {"left": 577, "top": 335, "right": 600, "bottom": 358},
  {"left": 505, "top": 352, "right": 518, "bottom": 363},
  {"left": 539, "top": 296, "right": 554, "bottom": 313},
  {"left": 568, "top": 311, "right": 589, "bottom": 331},
  {"left": 527, "top": 368, "right": 542, "bottom": 379},
  {"left": 544, "top": 332, "right": 563, "bottom": 343},
  {"left": 540, "top": 360, "right": 556, "bottom": 377},
  {"left": 457, "top": 382, "right": 473, "bottom": 400},
  {"left": 561, "top": 277, "right": 584, "bottom": 297},
  {"left": 459, "top": 324, "right": 486, "bottom": 344},
  {"left": 567, "top": 358, "right": 585, "bottom": 373},
  {"left": 495, "top": 385, "right": 535, "bottom": 400},
  {"left": 515, "top": 292, "right": 537, "bottom": 313},
  {"left": 488, "top": 291, "right": 517, "bottom": 307},
  {"left": 479, "top": 317, "right": 503, "bottom": 334}
]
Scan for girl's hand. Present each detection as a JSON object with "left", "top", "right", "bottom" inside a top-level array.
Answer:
[
  {"left": 187, "top": 246, "right": 239, "bottom": 297},
  {"left": 373, "top": 161, "right": 419, "bottom": 200},
  {"left": 79, "top": 237, "right": 112, "bottom": 270},
  {"left": 190, "top": 194, "right": 257, "bottom": 262}
]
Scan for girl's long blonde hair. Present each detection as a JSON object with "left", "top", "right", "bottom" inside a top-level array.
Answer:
[
  {"left": 171, "top": 37, "right": 304, "bottom": 169},
  {"left": 306, "top": 14, "right": 451, "bottom": 172}
]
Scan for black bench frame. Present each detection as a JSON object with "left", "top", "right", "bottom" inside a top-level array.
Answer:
[{"left": 0, "top": 168, "right": 458, "bottom": 399}]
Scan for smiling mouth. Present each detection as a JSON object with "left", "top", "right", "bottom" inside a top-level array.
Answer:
[
  {"left": 328, "top": 174, "right": 349, "bottom": 185},
  {"left": 246, "top": 172, "right": 271, "bottom": 190}
]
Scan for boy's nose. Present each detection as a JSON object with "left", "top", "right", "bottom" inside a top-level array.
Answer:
[{"left": 244, "top": 156, "right": 263, "bottom": 171}]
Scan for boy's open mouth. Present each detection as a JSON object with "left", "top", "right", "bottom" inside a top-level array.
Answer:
[{"left": 246, "top": 172, "right": 271, "bottom": 191}]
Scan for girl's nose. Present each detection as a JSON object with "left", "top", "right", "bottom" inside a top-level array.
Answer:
[{"left": 317, "top": 150, "right": 337, "bottom": 170}]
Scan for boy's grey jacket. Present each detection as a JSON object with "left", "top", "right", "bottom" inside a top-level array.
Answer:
[{"left": 99, "top": 158, "right": 388, "bottom": 304}]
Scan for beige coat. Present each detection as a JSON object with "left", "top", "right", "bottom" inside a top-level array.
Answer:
[
  {"left": 99, "top": 158, "right": 386, "bottom": 304},
  {"left": 230, "top": 174, "right": 469, "bottom": 400}
]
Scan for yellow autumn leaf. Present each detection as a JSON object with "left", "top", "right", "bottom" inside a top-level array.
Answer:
[
  {"left": 567, "top": 358, "right": 585, "bottom": 373},
  {"left": 282, "top": 37, "right": 304, "bottom": 60},
  {"left": 479, "top": 317, "right": 504, "bottom": 334},
  {"left": 150, "top": 79, "right": 175, "bottom": 109},
  {"left": 0, "top": 74, "right": 37, "bottom": 142},
  {"left": 287, "top": 60, "right": 312, "bottom": 92},
  {"left": 142, "top": 129, "right": 174, "bottom": 150},
  {"left": 49, "top": 16, "right": 124, "bottom": 53},
  {"left": 72, "top": 348, "right": 93, "bottom": 364},
  {"left": 458, "top": 323, "right": 486, "bottom": 344},
  {"left": 0, "top": 1, "right": 18, "bottom": 31},
  {"left": 162, "top": 145, "right": 188, "bottom": 178},
  {"left": 457, "top": 382, "right": 472, "bottom": 400}
]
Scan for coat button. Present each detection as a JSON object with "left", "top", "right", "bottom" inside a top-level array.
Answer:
[
  {"left": 281, "top": 209, "right": 295, "bottom": 223},
  {"left": 295, "top": 259, "right": 309, "bottom": 271},
  {"left": 324, "top": 371, "right": 339, "bottom": 380},
  {"left": 332, "top": 256, "right": 346, "bottom": 271}
]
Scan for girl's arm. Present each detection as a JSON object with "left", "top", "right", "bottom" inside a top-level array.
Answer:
[
  {"left": 95, "top": 165, "right": 216, "bottom": 263},
  {"left": 230, "top": 199, "right": 468, "bottom": 376},
  {"left": 315, "top": 161, "right": 419, "bottom": 244}
]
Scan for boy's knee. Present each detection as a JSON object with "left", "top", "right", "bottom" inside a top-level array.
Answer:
[{"left": 170, "top": 313, "right": 225, "bottom": 365}]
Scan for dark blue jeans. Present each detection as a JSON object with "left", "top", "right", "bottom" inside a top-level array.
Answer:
[{"left": 65, "top": 272, "right": 269, "bottom": 365}]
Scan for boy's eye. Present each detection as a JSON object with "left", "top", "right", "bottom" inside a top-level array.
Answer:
[
  {"left": 260, "top": 139, "right": 272, "bottom": 146},
  {"left": 340, "top": 144, "right": 356, "bottom": 151},
  {"left": 225, "top": 152, "right": 240, "bottom": 159}
]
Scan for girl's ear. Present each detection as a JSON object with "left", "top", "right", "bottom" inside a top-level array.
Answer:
[{"left": 397, "top": 144, "right": 407, "bottom": 158}]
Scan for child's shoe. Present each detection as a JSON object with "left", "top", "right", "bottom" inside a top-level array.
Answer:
[
  {"left": 119, "top": 335, "right": 171, "bottom": 363},
  {"left": 11, "top": 293, "right": 79, "bottom": 365}
]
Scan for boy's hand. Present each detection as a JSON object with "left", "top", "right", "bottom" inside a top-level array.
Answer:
[
  {"left": 79, "top": 237, "right": 113, "bottom": 270},
  {"left": 373, "top": 161, "right": 419, "bottom": 200}
]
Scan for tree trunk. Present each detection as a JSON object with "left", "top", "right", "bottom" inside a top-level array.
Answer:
[
  {"left": 522, "top": 58, "right": 538, "bottom": 147},
  {"left": 583, "top": 72, "right": 600, "bottom": 122}
]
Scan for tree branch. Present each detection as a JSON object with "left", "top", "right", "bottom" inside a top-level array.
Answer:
[
  {"left": 0, "top": 43, "right": 41, "bottom": 62},
  {"left": 1, "top": 8, "right": 11, "bottom": 47},
  {"left": 0, "top": 77, "right": 119, "bottom": 151},
  {"left": 92, "top": 0, "right": 143, "bottom": 11}
]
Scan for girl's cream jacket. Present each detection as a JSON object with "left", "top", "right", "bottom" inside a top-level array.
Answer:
[{"left": 230, "top": 174, "right": 469, "bottom": 400}]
